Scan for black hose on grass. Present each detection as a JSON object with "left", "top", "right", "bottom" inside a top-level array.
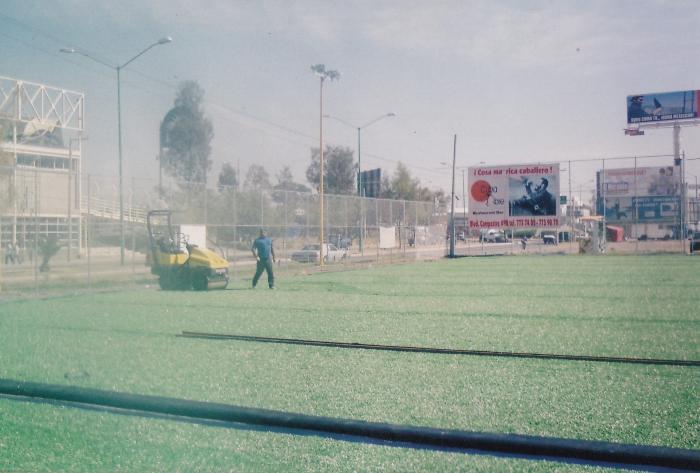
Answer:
[
  {"left": 179, "top": 331, "right": 700, "bottom": 367},
  {"left": 1, "top": 378, "right": 698, "bottom": 471}
]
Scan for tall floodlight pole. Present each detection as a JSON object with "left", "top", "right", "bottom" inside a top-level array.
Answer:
[
  {"left": 311, "top": 64, "right": 339, "bottom": 267},
  {"left": 61, "top": 37, "right": 172, "bottom": 265},
  {"left": 324, "top": 113, "right": 395, "bottom": 255}
]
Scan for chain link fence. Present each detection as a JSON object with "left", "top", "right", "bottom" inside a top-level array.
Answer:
[
  {"left": 1, "top": 153, "right": 699, "bottom": 295},
  {"left": 0, "top": 170, "right": 446, "bottom": 294}
]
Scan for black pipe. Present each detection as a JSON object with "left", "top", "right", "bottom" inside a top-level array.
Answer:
[
  {"left": 179, "top": 331, "right": 700, "bottom": 367},
  {"left": 1, "top": 378, "right": 698, "bottom": 471}
]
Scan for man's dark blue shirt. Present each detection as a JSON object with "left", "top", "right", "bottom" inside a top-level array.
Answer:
[{"left": 253, "top": 236, "right": 273, "bottom": 260}]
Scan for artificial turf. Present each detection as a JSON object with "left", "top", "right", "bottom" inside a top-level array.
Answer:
[{"left": 0, "top": 254, "right": 698, "bottom": 471}]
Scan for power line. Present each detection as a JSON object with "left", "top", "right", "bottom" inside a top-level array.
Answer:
[
  {"left": 7, "top": 13, "right": 693, "bottom": 185},
  {"left": 0, "top": 19, "right": 442, "bottom": 177}
]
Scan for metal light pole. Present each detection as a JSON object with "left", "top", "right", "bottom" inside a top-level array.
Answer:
[
  {"left": 323, "top": 113, "right": 395, "bottom": 195},
  {"left": 61, "top": 37, "right": 172, "bottom": 265},
  {"left": 324, "top": 112, "right": 395, "bottom": 254},
  {"left": 311, "top": 64, "right": 340, "bottom": 267}
]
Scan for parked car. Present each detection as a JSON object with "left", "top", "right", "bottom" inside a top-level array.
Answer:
[
  {"left": 291, "top": 243, "right": 347, "bottom": 263},
  {"left": 480, "top": 229, "right": 508, "bottom": 243},
  {"left": 542, "top": 231, "right": 557, "bottom": 245},
  {"left": 542, "top": 234, "right": 557, "bottom": 245}
]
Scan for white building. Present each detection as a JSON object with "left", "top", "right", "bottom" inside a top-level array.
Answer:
[{"left": 0, "top": 76, "right": 84, "bottom": 251}]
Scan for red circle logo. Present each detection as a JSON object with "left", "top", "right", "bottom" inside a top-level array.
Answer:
[{"left": 471, "top": 180, "right": 492, "bottom": 202}]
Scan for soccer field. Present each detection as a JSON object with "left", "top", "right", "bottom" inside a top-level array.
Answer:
[{"left": 1, "top": 254, "right": 698, "bottom": 472}]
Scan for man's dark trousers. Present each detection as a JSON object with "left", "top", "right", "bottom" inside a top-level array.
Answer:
[{"left": 253, "top": 257, "right": 274, "bottom": 288}]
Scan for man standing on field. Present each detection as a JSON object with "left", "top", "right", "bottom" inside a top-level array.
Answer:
[{"left": 251, "top": 228, "right": 276, "bottom": 289}]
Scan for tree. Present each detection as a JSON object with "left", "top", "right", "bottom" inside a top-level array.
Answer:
[
  {"left": 306, "top": 145, "right": 356, "bottom": 195},
  {"left": 160, "top": 81, "right": 214, "bottom": 187},
  {"left": 391, "top": 162, "right": 422, "bottom": 200},
  {"left": 380, "top": 162, "right": 443, "bottom": 202},
  {"left": 244, "top": 164, "right": 271, "bottom": 190},
  {"left": 272, "top": 165, "right": 310, "bottom": 206},
  {"left": 276, "top": 166, "right": 294, "bottom": 188},
  {"left": 218, "top": 163, "right": 238, "bottom": 193},
  {"left": 274, "top": 165, "right": 310, "bottom": 194}
]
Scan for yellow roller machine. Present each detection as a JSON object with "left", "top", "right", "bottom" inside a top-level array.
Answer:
[{"left": 146, "top": 210, "right": 229, "bottom": 290}]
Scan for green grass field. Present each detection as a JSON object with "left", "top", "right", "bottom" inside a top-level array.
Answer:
[{"left": 1, "top": 254, "right": 698, "bottom": 472}]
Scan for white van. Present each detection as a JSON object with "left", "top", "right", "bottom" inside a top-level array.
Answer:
[{"left": 481, "top": 229, "right": 508, "bottom": 243}]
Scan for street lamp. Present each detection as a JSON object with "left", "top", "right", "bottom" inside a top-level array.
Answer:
[
  {"left": 324, "top": 112, "right": 395, "bottom": 254},
  {"left": 61, "top": 36, "right": 172, "bottom": 265},
  {"left": 311, "top": 64, "right": 340, "bottom": 267},
  {"left": 324, "top": 113, "right": 395, "bottom": 195}
]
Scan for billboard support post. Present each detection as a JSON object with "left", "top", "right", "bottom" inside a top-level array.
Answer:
[{"left": 673, "top": 124, "right": 680, "bottom": 163}]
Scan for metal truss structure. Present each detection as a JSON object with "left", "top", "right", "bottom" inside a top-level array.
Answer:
[{"left": 0, "top": 76, "right": 85, "bottom": 254}]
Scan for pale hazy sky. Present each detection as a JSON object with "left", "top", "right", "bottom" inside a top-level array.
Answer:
[{"left": 2, "top": 0, "right": 700, "bottom": 195}]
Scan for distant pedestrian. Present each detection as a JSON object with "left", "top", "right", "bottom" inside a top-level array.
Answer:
[
  {"left": 4, "top": 242, "right": 15, "bottom": 265},
  {"left": 251, "top": 229, "right": 276, "bottom": 289},
  {"left": 13, "top": 242, "right": 23, "bottom": 264}
]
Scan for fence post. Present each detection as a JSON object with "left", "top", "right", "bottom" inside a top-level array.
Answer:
[
  {"left": 233, "top": 188, "right": 237, "bottom": 262},
  {"left": 67, "top": 165, "right": 72, "bottom": 262},
  {"left": 344, "top": 195, "right": 348, "bottom": 250},
  {"left": 360, "top": 191, "right": 365, "bottom": 255},
  {"left": 602, "top": 158, "right": 606, "bottom": 251},
  {"left": 389, "top": 201, "right": 393, "bottom": 228},
  {"left": 681, "top": 151, "right": 687, "bottom": 254},
  {"left": 403, "top": 200, "right": 406, "bottom": 255},
  {"left": 634, "top": 157, "right": 638, "bottom": 255},
  {"left": 131, "top": 222, "right": 136, "bottom": 274},
  {"left": 568, "top": 160, "right": 573, "bottom": 254},
  {"left": 284, "top": 190, "right": 288, "bottom": 262},
  {"left": 376, "top": 198, "right": 380, "bottom": 262},
  {"left": 305, "top": 193, "right": 309, "bottom": 239},
  {"left": 415, "top": 202, "right": 418, "bottom": 249},
  {"left": 87, "top": 174, "right": 91, "bottom": 288},
  {"left": 33, "top": 166, "right": 38, "bottom": 290},
  {"left": 204, "top": 182, "right": 208, "bottom": 227}
]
